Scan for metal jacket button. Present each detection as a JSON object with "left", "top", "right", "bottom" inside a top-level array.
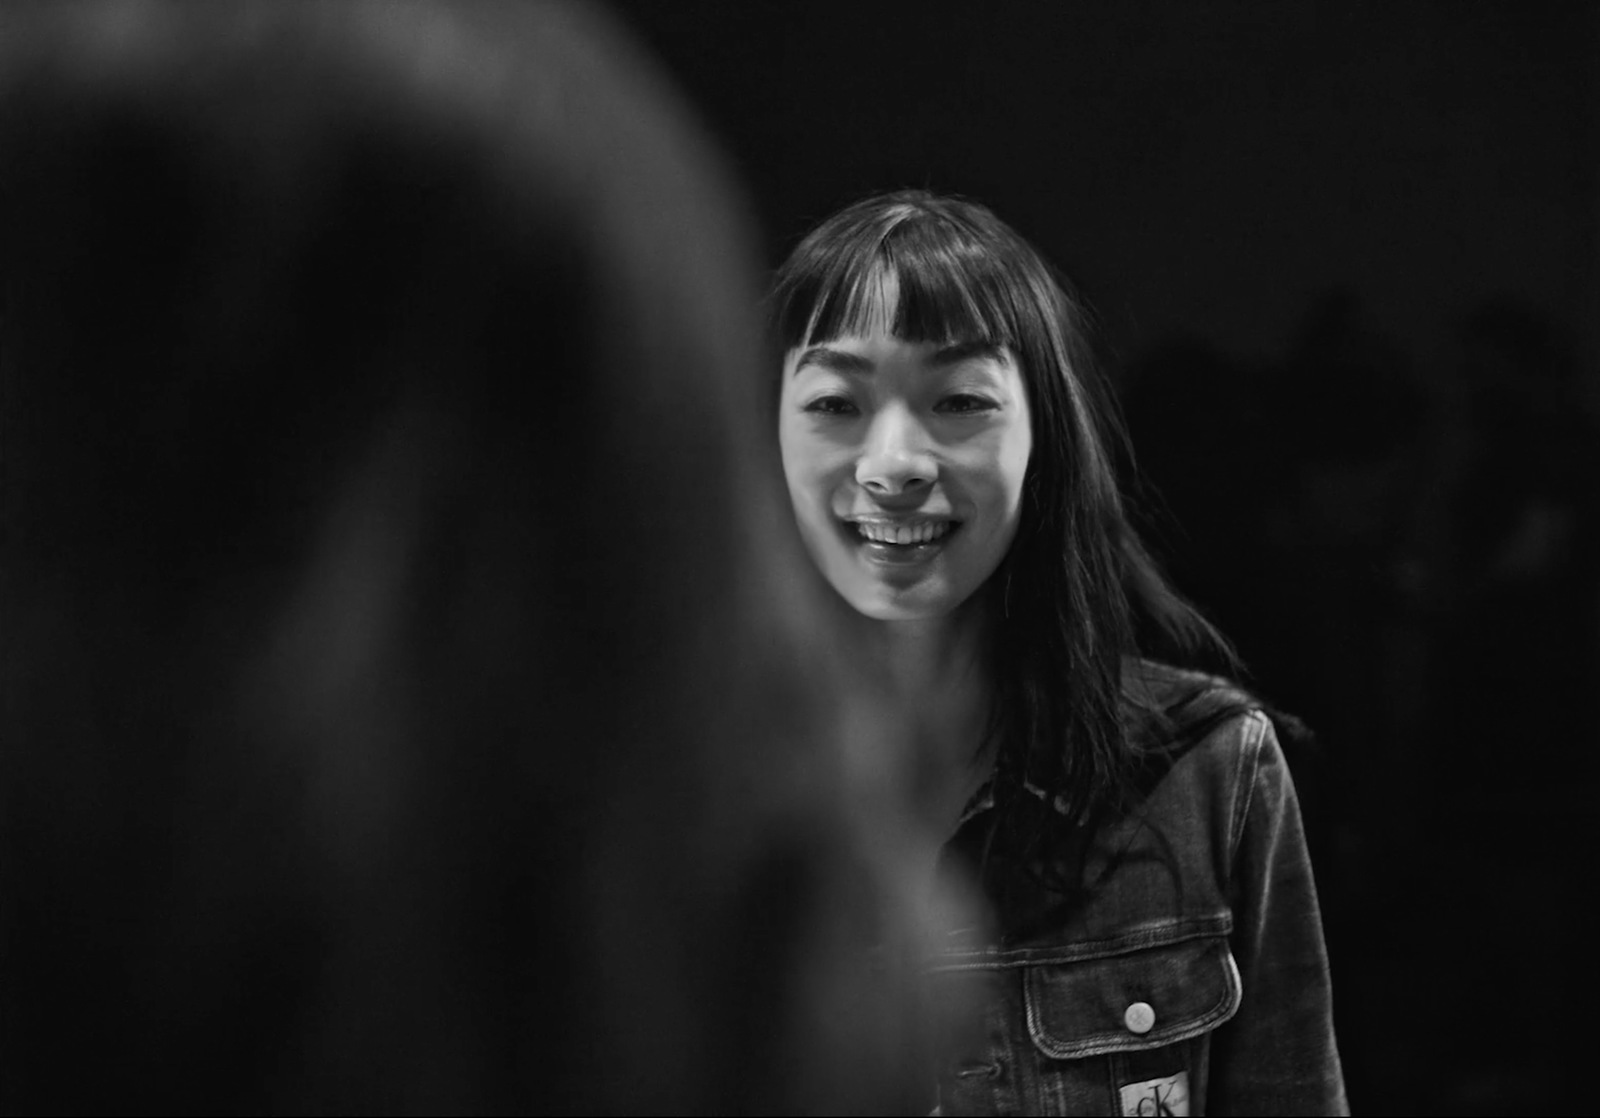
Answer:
[{"left": 1124, "top": 1001, "right": 1155, "bottom": 1034}]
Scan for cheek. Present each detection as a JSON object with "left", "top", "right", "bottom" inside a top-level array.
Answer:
[
  {"left": 777, "top": 420, "right": 810, "bottom": 486},
  {"left": 778, "top": 428, "right": 840, "bottom": 517},
  {"left": 997, "top": 424, "right": 1033, "bottom": 517},
  {"left": 962, "top": 429, "right": 1032, "bottom": 523}
]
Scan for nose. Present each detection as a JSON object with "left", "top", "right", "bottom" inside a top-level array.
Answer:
[{"left": 856, "top": 403, "right": 935, "bottom": 496}]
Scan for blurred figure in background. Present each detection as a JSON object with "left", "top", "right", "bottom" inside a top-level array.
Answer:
[
  {"left": 1122, "top": 285, "right": 1599, "bottom": 1110},
  {"left": 1423, "top": 300, "right": 1597, "bottom": 804},
  {"left": 0, "top": 3, "right": 956, "bottom": 1113},
  {"left": 1395, "top": 298, "right": 1599, "bottom": 1107}
]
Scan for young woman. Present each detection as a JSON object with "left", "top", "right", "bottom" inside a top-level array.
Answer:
[{"left": 772, "top": 191, "right": 1348, "bottom": 1115}]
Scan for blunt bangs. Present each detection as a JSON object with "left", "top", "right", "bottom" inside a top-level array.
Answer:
[{"left": 773, "top": 195, "right": 1056, "bottom": 358}]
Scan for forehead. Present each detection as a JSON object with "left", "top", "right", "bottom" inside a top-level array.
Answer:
[
  {"left": 793, "top": 255, "right": 1018, "bottom": 350},
  {"left": 799, "top": 263, "right": 978, "bottom": 356},
  {"left": 806, "top": 266, "right": 899, "bottom": 342}
]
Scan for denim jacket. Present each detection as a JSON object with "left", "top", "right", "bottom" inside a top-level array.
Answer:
[{"left": 928, "top": 666, "right": 1348, "bottom": 1116}]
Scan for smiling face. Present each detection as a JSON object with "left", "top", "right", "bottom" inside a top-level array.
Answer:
[{"left": 778, "top": 329, "right": 1033, "bottom": 623}]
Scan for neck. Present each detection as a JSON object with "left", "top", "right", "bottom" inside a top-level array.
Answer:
[
  {"left": 877, "top": 617, "right": 981, "bottom": 694},
  {"left": 853, "top": 596, "right": 997, "bottom": 834}
]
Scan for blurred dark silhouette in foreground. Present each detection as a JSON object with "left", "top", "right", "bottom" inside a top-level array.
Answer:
[{"left": 0, "top": 3, "right": 955, "bottom": 1113}]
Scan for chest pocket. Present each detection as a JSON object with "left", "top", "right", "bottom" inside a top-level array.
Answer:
[
  {"left": 1018, "top": 932, "right": 1241, "bottom": 1115},
  {"left": 1024, "top": 932, "right": 1241, "bottom": 1059}
]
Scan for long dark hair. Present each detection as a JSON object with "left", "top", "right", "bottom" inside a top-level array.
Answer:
[{"left": 769, "top": 190, "right": 1240, "bottom": 844}]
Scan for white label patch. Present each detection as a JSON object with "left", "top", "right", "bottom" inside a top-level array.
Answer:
[{"left": 1120, "top": 1071, "right": 1190, "bottom": 1116}]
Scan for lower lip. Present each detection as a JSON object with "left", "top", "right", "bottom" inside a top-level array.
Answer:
[{"left": 845, "top": 525, "right": 959, "bottom": 566}]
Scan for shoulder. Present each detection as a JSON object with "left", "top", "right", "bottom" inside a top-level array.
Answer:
[
  {"left": 1119, "top": 660, "right": 1287, "bottom": 827},
  {"left": 1124, "top": 659, "right": 1265, "bottom": 750},
  {"left": 1122, "top": 659, "right": 1321, "bottom": 863},
  {"left": 1123, "top": 658, "right": 1311, "bottom": 763}
]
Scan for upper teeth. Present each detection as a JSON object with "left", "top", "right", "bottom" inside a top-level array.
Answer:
[{"left": 854, "top": 520, "right": 953, "bottom": 545}]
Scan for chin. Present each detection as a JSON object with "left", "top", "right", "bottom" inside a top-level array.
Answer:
[{"left": 844, "top": 584, "right": 962, "bottom": 624}]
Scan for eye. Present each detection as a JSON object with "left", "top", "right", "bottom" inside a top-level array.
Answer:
[
  {"left": 936, "top": 393, "right": 998, "bottom": 415},
  {"left": 802, "top": 395, "right": 859, "bottom": 417}
]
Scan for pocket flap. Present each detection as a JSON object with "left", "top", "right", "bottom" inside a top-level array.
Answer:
[{"left": 1024, "top": 934, "right": 1241, "bottom": 1059}]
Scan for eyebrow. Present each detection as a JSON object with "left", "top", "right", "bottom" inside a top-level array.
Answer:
[
  {"left": 930, "top": 340, "right": 1007, "bottom": 367},
  {"left": 793, "top": 346, "right": 874, "bottom": 375},
  {"left": 793, "top": 339, "right": 1006, "bottom": 376}
]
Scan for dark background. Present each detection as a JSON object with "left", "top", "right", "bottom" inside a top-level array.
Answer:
[{"left": 611, "top": 2, "right": 1600, "bottom": 1114}]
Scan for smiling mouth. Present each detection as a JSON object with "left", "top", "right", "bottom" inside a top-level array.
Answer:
[{"left": 841, "top": 517, "right": 960, "bottom": 561}]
